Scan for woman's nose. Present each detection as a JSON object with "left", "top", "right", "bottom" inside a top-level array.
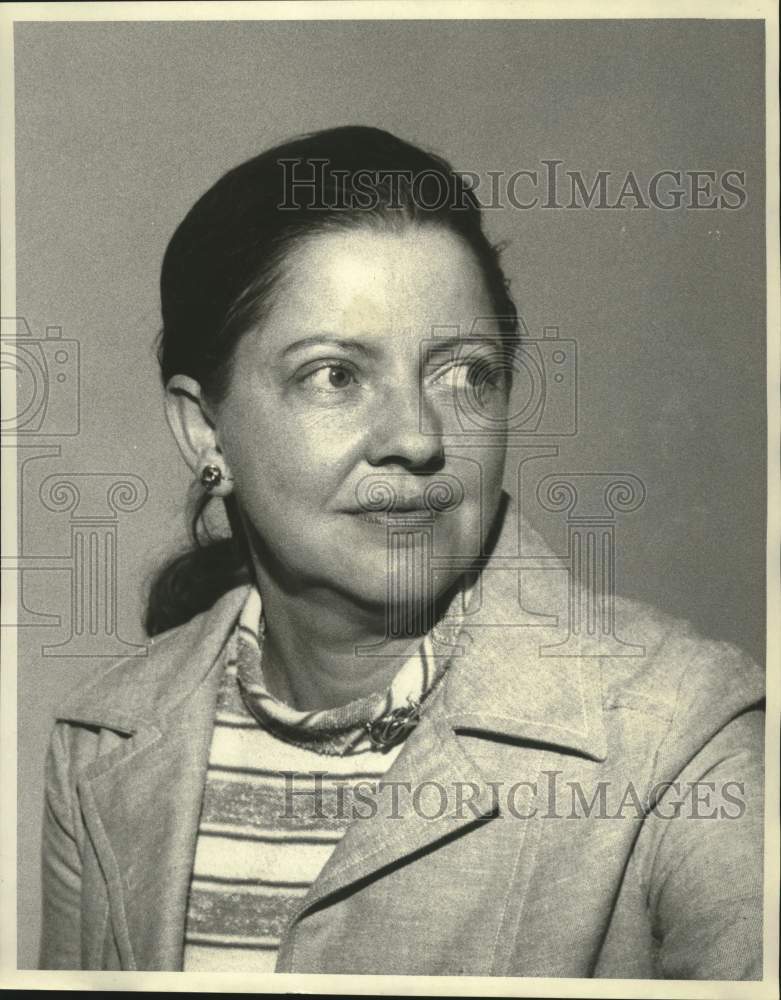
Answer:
[{"left": 365, "top": 383, "right": 445, "bottom": 470}]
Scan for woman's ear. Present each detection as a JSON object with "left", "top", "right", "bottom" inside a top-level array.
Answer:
[{"left": 164, "top": 376, "right": 233, "bottom": 495}]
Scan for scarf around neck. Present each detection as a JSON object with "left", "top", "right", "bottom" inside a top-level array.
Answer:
[{"left": 234, "top": 582, "right": 472, "bottom": 756}]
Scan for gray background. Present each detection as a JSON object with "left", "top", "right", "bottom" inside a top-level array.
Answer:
[{"left": 13, "top": 20, "right": 766, "bottom": 967}]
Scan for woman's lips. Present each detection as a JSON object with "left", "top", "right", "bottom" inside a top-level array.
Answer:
[
  {"left": 346, "top": 507, "right": 439, "bottom": 526},
  {"left": 343, "top": 478, "right": 466, "bottom": 524}
]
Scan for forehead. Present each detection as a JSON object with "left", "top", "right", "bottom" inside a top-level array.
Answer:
[{"left": 265, "top": 225, "right": 494, "bottom": 342}]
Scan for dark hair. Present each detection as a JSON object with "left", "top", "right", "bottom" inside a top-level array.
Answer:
[{"left": 144, "top": 125, "right": 519, "bottom": 636}]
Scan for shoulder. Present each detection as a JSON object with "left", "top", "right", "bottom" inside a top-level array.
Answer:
[
  {"left": 604, "top": 594, "right": 764, "bottom": 717},
  {"left": 54, "top": 584, "right": 250, "bottom": 731},
  {"left": 595, "top": 594, "right": 765, "bottom": 774},
  {"left": 512, "top": 514, "right": 764, "bottom": 727}
]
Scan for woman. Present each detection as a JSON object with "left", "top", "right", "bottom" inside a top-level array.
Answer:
[{"left": 39, "top": 126, "right": 764, "bottom": 978}]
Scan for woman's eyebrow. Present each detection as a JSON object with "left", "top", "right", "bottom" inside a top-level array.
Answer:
[
  {"left": 281, "top": 335, "right": 376, "bottom": 358},
  {"left": 424, "top": 333, "right": 507, "bottom": 356}
]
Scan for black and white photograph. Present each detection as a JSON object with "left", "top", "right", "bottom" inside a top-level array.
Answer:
[{"left": 1, "top": 2, "right": 778, "bottom": 994}]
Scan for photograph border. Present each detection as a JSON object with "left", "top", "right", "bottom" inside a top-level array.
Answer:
[{"left": 1, "top": 2, "right": 778, "bottom": 996}]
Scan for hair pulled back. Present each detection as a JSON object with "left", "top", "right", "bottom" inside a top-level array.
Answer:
[{"left": 145, "top": 125, "right": 518, "bottom": 636}]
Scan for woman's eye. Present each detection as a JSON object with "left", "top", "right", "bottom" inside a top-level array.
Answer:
[{"left": 303, "top": 363, "right": 358, "bottom": 391}]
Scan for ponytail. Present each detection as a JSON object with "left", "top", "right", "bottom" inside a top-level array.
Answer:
[{"left": 144, "top": 492, "right": 251, "bottom": 637}]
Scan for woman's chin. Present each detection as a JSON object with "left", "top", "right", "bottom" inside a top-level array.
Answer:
[{"left": 328, "top": 563, "right": 455, "bottom": 623}]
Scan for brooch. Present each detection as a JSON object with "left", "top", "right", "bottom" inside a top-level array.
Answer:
[{"left": 365, "top": 700, "right": 421, "bottom": 751}]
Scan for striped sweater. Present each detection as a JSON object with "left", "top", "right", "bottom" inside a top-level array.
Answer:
[{"left": 182, "top": 651, "right": 403, "bottom": 971}]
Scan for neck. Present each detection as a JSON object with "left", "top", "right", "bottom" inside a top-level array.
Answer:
[{"left": 250, "top": 561, "right": 454, "bottom": 711}]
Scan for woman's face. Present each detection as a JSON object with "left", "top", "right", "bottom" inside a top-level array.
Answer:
[{"left": 215, "top": 225, "right": 511, "bottom": 610}]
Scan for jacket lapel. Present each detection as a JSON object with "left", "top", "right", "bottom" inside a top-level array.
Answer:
[
  {"left": 61, "top": 587, "right": 249, "bottom": 970},
  {"left": 276, "top": 510, "right": 608, "bottom": 969},
  {"left": 285, "top": 696, "right": 500, "bottom": 901},
  {"left": 77, "top": 699, "right": 216, "bottom": 969}
]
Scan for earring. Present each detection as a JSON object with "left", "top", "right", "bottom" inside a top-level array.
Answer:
[
  {"left": 199, "top": 460, "right": 233, "bottom": 496},
  {"left": 200, "top": 464, "right": 223, "bottom": 491}
]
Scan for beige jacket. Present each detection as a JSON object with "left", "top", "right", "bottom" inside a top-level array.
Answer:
[{"left": 39, "top": 512, "right": 765, "bottom": 978}]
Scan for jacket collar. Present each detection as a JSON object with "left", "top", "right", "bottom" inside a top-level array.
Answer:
[{"left": 57, "top": 584, "right": 249, "bottom": 736}]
